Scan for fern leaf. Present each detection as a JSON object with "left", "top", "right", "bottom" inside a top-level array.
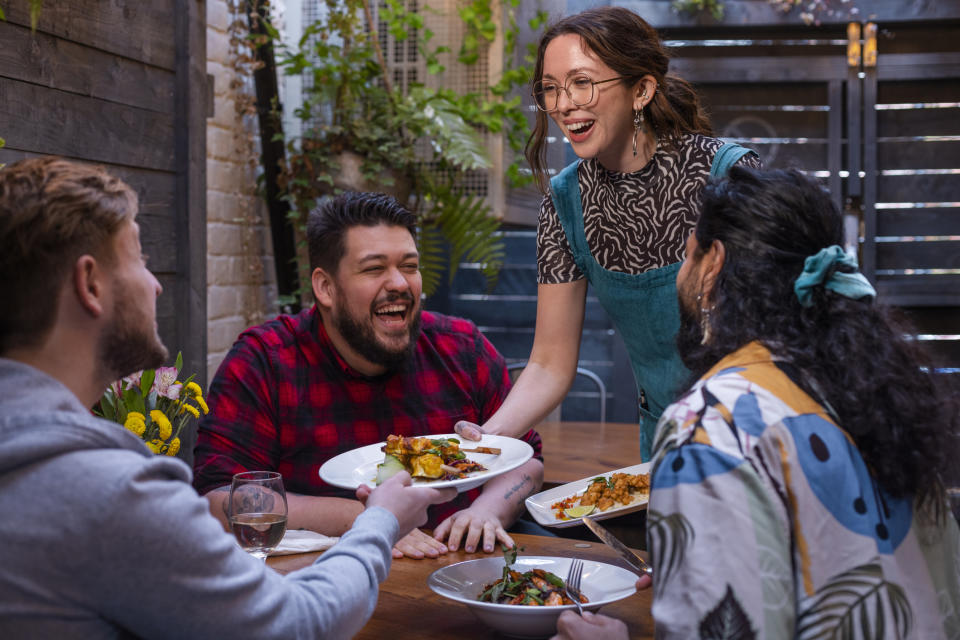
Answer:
[{"left": 417, "top": 222, "right": 446, "bottom": 298}]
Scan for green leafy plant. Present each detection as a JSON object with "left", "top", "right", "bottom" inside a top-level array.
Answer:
[
  {"left": 672, "top": 0, "right": 725, "bottom": 21},
  {"left": 262, "top": 0, "right": 536, "bottom": 298}
]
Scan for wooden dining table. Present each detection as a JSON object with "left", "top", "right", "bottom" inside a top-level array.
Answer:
[
  {"left": 268, "top": 532, "right": 654, "bottom": 639},
  {"left": 534, "top": 421, "right": 644, "bottom": 487}
]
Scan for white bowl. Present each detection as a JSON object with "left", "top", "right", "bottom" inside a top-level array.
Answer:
[{"left": 427, "top": 556, "right": 637, "bottom": 639}]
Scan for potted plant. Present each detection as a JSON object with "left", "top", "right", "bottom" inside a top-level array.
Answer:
[{"left": 263, "top": 0, "right": 536, "bottom": 297}]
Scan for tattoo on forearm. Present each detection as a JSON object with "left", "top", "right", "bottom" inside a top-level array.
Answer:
[{"left": 503, "top": 473, "right": 534, "bottom": 505}]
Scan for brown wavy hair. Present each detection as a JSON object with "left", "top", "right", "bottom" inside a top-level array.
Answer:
[
  {"left": 525, "top": 7, "right": 713, "bottom": 193},
  {"left": 0, "top": 157, "right": 137, "bottom": 353}
]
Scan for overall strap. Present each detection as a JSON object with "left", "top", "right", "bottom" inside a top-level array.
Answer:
[
  {"left": 710, "top": 142, "right": 756, "bottom": 179},
  {"left": 549, "top": 161, "right": 591, "bottom": 269},
  {"left": 549, "top": 161, "right": 582, "bottom": 222}
]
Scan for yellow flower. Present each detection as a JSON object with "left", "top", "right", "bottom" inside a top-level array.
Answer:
[
  {"left": 195, "top": 395, "right": 209, "bottom": 415},
  {"left": 146, "top": 439, "right": 164, "bottom": 453},
  {"left": 185, "top": 381, "right": 203, "bottom": 398},
  {"left": 123, "top": 412, "right": 147, "bottom": 436},
  {"left": 125, "top": 421, "right": 146, "bottom": 437},
  {"left": 180, "top": 404, "right": 200, "bottom": 419},
  {"left": 150, "top": 410, "right": 172, "bottom": 440},
  {"left": 166, "top": 438, "right": 181, "bottom": 456}
]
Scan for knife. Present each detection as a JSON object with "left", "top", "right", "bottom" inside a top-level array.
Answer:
[{"left": 582, "top": 515, "right": 653, "bottom": 577}]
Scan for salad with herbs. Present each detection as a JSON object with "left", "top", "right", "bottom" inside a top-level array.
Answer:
[{"left": 477, "top": 547, "right": 588, "bottom": 607}]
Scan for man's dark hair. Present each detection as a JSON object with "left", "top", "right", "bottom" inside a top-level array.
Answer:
[
  {"left": 681, "top": 166, "right": 958, "bottom": 514},
  {"left": 307, "top": 191, "right": 417, "bottom": 274}
]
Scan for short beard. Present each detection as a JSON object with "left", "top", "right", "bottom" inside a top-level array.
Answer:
[
  {"left": 333, "top": 301, "right": 422, "bottom": 373},
  {"left": 675, "top": 290, "right": 705, "bottom": 371},
  {"left": 97, "top": 284, "right": 168, "bottom": 381}
]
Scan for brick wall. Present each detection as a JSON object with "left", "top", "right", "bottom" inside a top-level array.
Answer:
[{"left": 205, "top": 0, "right": 278, "bottom": 381}]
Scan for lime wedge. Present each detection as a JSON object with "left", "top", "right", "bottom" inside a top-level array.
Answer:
[{"left": 563, "top": 504, "right": 596, "bottom": 519}]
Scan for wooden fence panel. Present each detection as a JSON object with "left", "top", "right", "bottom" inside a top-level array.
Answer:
[
  {"left": 0, "top": 78, "right": 176, "bottom": 170},
  {"left": 1, "top": 2, "right": 177, "bottom": 70},
  {"left": 0, "top": 20, "right": 174, "bottom": 113},
  {"left": 0, "top": 1, "right": 208, "bottom": 459}
]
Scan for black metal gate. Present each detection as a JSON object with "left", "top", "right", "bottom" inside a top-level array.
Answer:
[{"left": 668, "top": 19, "right": 960, "bottom": 384}]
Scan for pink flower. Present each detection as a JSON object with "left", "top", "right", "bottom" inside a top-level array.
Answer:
[
  {"left": 123, "top": 371, "right": 142, "bottom": 390},
  {"left": 153, "top": 367, "right": 182, "bottom": 400}
]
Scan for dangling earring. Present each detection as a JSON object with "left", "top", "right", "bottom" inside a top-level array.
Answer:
[
  {"left": 632, "top": 110, "right": 643, "bottom": 157},
  {"left": 632, "top": 92, "right": 648, "bottom": 158},
  {"left": 697, "top": 293, "right": 713, "bottom": 345}
]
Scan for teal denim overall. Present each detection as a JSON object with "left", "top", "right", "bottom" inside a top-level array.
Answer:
[{"left": 549, "top": 143, "right": 753, "bottom": 459}]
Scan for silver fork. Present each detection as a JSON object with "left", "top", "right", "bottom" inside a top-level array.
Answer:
[{"left": 564, "top": 558, "right": 584, "bottom": 615}]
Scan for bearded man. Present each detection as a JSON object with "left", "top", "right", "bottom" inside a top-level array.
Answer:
[
  {"left": 194, "top": 191, "right": 545, "bottom": 559},
  {"left": 0, "top": 158, "right": 456, "bottom": 638}
]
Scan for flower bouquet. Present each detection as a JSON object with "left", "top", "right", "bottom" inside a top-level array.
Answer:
[{"left": 95, "top": 352, "right": 208, "bottom": 456}]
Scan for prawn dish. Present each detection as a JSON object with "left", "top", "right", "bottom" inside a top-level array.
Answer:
[
  {"left": 376, "top": 435, "right": 496, "bottom": 483},
  {"left": 551, "top": 472, "right": 650, "bottom": 520}
]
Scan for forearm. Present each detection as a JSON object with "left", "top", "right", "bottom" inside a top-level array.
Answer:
[
  {"left": 483, "top": 362, "right": 576, "bottom": 437},
  {"left": 471, "top": 459, "right": 544, "bottom": 526},
  {"left": 203, "top": 486, "right": 364, "bottom": 536}
]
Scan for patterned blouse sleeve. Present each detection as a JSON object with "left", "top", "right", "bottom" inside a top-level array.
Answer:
[{"left": 536, "top": 194, "right": 584, "bottom": 284}]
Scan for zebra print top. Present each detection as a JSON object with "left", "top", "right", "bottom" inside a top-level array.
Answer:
[{"left": 537, "top": 134, "right": 761, "bottom": 283}]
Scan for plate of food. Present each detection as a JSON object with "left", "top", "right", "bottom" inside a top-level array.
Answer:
[
  {"left": 525, "top": 462, "right": 652, "bottom": 528},
  {"left": 319, "top": 433, "right": 533, "bottom": 493},
  {"left": 428, "top": 551, "right": 637, "bottom": 638}
]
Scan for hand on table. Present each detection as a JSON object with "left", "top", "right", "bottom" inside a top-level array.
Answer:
[
  {"left": 550, "top": 611, "right": 629, "bottom": 640},
  {"left": 356, "top": 471, "right": 455, "bottom": 559},
  {"left": 391, "top": 527, "right": 449, "bottom": 559},
  {"left": 432, "top": 504, "right": 513, "bottom": 554}
]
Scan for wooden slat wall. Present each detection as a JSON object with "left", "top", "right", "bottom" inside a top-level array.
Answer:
[{"left": 0, "top": 2, "right": 207, "bottom": 458}]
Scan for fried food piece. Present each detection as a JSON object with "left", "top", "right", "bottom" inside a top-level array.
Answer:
[
  {"left": 550, "top": 472, "right": 651, "bottom": 520},
  {"left": 380, "top": 435, "right": 487, "bottom": 481},
  {"left": 409, "top": 453, "right": 444, "bottom": 478}
]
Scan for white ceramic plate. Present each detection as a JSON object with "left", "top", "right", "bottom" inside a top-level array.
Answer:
[
  {"left": 428, "top": 556, "right": 637, "bottom": 639},
  {"left": 318, "top": 434, "right": 534, "bottom": 493},
  {"left": 525, "top": 462, "right": 652, "bottom": 528}
]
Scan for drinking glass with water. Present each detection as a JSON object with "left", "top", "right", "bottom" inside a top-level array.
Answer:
[{"left": 228, "top": 471, "right": 288, "bottom": 561}]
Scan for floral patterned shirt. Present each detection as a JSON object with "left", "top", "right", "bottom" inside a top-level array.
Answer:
[{"left": 648, "top": 341, "right": 960, "bottom": 639}]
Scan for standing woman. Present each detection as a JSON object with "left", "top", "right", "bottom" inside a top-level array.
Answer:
[{"left": 456, "top": 7, "right": 760, "bottom": 458}]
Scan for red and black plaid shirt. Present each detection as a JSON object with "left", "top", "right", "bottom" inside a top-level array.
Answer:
[{"left": 193, "top": 306, "right": 542, "bottom": 528}]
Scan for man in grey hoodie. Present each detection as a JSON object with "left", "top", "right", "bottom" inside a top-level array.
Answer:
[{"left": 0, "top": 157, "right": 455, "bottom": 639}]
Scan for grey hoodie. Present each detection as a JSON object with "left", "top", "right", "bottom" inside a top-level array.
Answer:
[{"left": 0, "top": 358, "right": 397, "bottom": 639}]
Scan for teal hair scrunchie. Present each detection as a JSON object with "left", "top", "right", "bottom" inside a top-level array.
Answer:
[{"left": 794, "top": 245, "right": 876, "bottom": 307}]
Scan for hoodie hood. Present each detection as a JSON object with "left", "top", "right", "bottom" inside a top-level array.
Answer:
[{"left": 0, "top": 358, "right": 150, "bottom": 474}]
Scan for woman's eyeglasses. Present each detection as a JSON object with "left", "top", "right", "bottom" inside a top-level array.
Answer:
[{"left": 532, "top": 74, "right": 631, "bottom": 112}]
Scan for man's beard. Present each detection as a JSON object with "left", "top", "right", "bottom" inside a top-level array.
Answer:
[
  {"left": 675, "top": 280, "right": 705, "bottom": 370},
  {"left": 332, "top": 294, "right": 422, "bottom": 373},
  {"left": 97, "top": 280, "right": 168, "bottom": 380}
]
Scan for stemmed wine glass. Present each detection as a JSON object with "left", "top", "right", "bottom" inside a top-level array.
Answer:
[{"left": 228, "top": 471, "right": 288, "bottom": 561}]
